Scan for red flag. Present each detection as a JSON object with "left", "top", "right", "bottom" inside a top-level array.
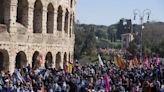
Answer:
[
  {"left": 133, "top": 55, "right": 139, "bottom": 68},
  {"left": 42, "top": 83, "right": 44, "bottom": 92}
]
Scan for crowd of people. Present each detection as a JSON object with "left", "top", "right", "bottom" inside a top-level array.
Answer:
[{"left": 0, "top": 58, "right": 163, "bottom": 92}]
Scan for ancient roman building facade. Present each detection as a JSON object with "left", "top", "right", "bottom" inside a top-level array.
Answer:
[{"left": 0, "top": 0, "right": 75, "bottom": 73}]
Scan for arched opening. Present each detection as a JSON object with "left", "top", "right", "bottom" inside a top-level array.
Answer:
[
  {"left": 47, "top": 3, "right": 54, "bottom": 33},
  {"left": 15, "top": 51, "right": 27, "bottom": 69},
  {"left": 0, "top": 49, "right": 9, "bottom": 72},
  {"left": 70, "top": 0, "right": 73, "bottom": 8},
  {"left": 56, "top": 52, "right": 61, "bottom": 70},
  {"left": 64, "top": 9, "right": 69, "bottom": 33},
  {"left": 33, "top": 0, "right": 43, "bottom": 33},
  {"left": 32, "top": 51, "right": 40, "bottom": 69},
  {"left": 0, "top": 0, "right": 10, "bottom": 25},
  {"left": 69, "top": 14, "right": 72, "bottom": 37},
  {"left": 57, "top": 6, "right": 63, "bottom": 31},
  {"left": 63, "top": 52, "right": 67, "bottom": 68},
  {"left": 16, "top": 0, "right": 28, "bottom": 27},
  {"left": 45, "top": 52, "right": 53, "bottom": 68}
]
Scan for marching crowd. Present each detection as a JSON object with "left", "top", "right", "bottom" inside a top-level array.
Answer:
[{"left": 0, "top": 58, "right": 163, "bottom": 92}]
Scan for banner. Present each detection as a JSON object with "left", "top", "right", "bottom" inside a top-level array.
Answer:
[
  {"left": 104, "top": 73, "right": 110, "bottom": 92},
  {"left": 145, "top": 55, "right": 150, "bottom": 68},
  {"left": 156, "top": 55, "right": 159, "bottom": 66},
  {"left": 129, "top": 60, "right": 133, "bottom": 69},
  {"left": 133, "top": 55, "right": 139, "bottom": 68},
  {"left": 114, "top": 56, "right": 118, "bottom": 66},
  {"left": 98, "top": 54, "right": 104, "bottom": 66},
  {"left": 117, "top": 56, "right": 121, "bottom": 67},
  {"left": 68, "top": 63, "right": 73, "bottom": 73}
]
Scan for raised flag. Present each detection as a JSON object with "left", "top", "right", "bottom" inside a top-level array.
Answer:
[
  {"left": 129, "top": 60, "right": 133, "bottom": 69},
  {"left": 117, "top": 56, "right": 121, "bottom": 67},
  {"left": 114, "top": 56, "right": 118, "bottom": 66},
  {"left": 156, "top": 55, "right": 159, "bottom": 66},
  {"left": 120, "top": 59, "right": 125, "bottom": 69},
  {"left": 104, "top": 73, "right": 110, "bottom": 92},
  {"left": 98, "top": 54, "right": 104, "bottom": 66},
  {"left": 42, "top": 83, "right": 44, "bottom": 92},
  {"left": 68, "top": 63, "right": 73, "bottom": 73},
  {"left": 133, "top": 55, "right": 139, "bottom": 68},
  {"left": 145, "top": 55, "right": 150, "bottom": 68}
]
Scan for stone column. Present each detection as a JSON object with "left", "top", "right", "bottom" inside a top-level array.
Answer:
[
  {"left": 9, "top": 50, "right": 16, "bottom": 74},
  {"left": 60, "top": 52, "right": 64, "bottom": 69},
  {"left": 42, "top": 7, "right": 47, "bottom": 34},
  {"left": 27, "top": 4, "right": 34, "bottom": 33},
  {"left": 62, "top": 10, "right": 65, "bottom": 36},
  {"left": 52, "top": 52, "right": 56, "bottom": 68},
  {"left": 53, "top": 10, "right": 57, "bottom": 35},
  {"left": 69, "top": 14, "right": 72, "bottom": 38},
  {"left": 67, "top": 12, "right": 70, "bottom": 37},
  {"left": 27, "top": 48, "right": 33, "bottom": 67},
  {"left": 8, "top": 0, "right": 17, "bottom": 33}
]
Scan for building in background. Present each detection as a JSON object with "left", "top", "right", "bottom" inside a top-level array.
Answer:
[
  {"left": 121, "top": 33, "right": 134, "bottom": 49},
  {"left": 117, "top": 18, "right": 133, "bottom": 39},
  {"left": 0, "top": 0, "right": 76, "bottom": 73}
]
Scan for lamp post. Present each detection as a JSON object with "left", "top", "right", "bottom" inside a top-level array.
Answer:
[{"left": 133, "top": 9, "right": 151, "bottom": 63}]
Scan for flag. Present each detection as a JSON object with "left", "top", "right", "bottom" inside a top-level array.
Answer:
[
  {"left": 68, "top": 63, "right": 73, "bottom": 73},
  {"left": 156, "top": 55, "right": 159, "bottom": 66},
  {"left": 103, "top": 73, "right": 110, "bottom": 92},
  {"left": 117, "top": 56, "right": 121, "bottom": 67},
  {"left": 145, "top": 55, "right": 150, "bottom": 68},
  {"left": 141, "top": 56, "right": 145, "bottom": 67},
  {"left": 98, "top": 54, "right": 104, "bottom": 66},
  {"left": 42, "top": 83, "right": 44, "bottom": 92},
  {"left": 129, "top": 60, "right": 133, "bottom": 69},
  {"left": 64, "top": 65, "right": 68, "bottom": 73},
  {"left": 114, "top": 56, "right": 118, "bottom": 66},
  {"left": 120, "top": 59, "right": 125, "bottom": 69},
  {"left": 133, "top": 55, "right": 139, "bottom": 68}
]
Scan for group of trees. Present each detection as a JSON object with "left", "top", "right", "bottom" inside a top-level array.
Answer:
[
  {"left": 128, "top": 22, "right": 164, "bottom": 57},
  {"left": 74, "top": 21, "right": 164, "bottom": 62}
]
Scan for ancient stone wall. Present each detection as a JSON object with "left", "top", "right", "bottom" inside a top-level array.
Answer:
[{"left": 0, "top": 0, "right": 75, "bottom": 73}]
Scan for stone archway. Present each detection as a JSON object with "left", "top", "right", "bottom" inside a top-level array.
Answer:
[
  {"left": 33, "top": 0, "right": 43, "bottom": 33},
  {"left": 45, "top": 52, "right": 53, "bottom": 69},
  {"left": 15, "top": 51, "right": 27, "bottom": 69},
  {"left": 32, "top": 51, "right": 40, "bottom": 69},
  {"left": 64, "top": 9, "right": 69, "bottom": 33},
  {"left": 0, "top": 49, "right": 9, "bottom": 72},
  {"left": 63, "top": 52, "right": 67, "bottom": 68},
  {"left": 57, "top": 6, "right": 63, "bottom": 31},
  {"left": 0, "top": 0, "right": 10, "bottom": 25},
  {"left": 56, "top": 52, "right": 61, "bottom": 70},
  {"left": 47, "top": 3, "right": 54, "bottom": 33},
  {"left": 16, "top": 0, "right": 28, "bottom": 27}
]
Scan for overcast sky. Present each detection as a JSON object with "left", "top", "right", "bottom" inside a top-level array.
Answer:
[{"left": 76, "top": 0, "right": 164, "bottom": 26}]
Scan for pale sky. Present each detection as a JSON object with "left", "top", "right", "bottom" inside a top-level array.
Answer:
[{"left": 76, "top": 0, "right": 164, "bottom": 26}]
